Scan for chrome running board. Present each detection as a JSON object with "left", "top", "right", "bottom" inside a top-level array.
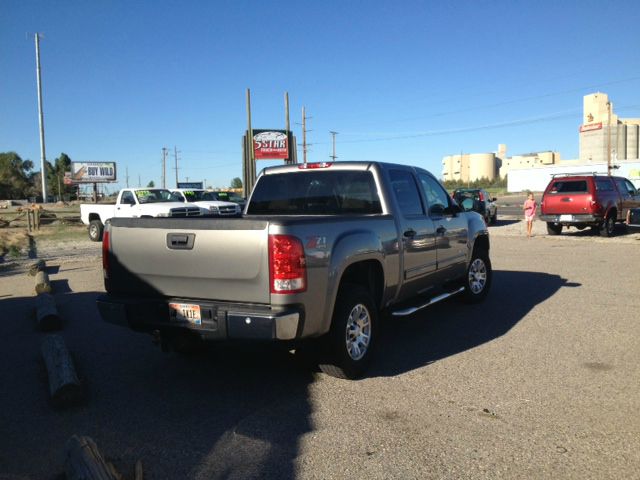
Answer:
[{"left": 391, "top": 286, "right": 465, "bottom": 317}]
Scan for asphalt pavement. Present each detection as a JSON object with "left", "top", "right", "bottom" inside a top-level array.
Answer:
[{"left": 0, "top": 226, "right": 638, "bottom": 479}]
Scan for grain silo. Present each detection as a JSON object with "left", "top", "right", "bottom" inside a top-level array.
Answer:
[
  {"left": 617, "top": 124, "right": 627, "bottom": 160},
  {"left": 626, "top": 124, "right": 639, "bottom": 159},
  {"left": 469, "top": 153, "right": 496, "bottom": 181}
]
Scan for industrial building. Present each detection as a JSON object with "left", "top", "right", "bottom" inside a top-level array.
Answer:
[{"left": 440, "top": 92, "right": 640, "bottom": 190}]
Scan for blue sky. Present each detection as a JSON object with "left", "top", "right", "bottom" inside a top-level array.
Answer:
[{"left": 2, "top": 0, "right": 640, "bottom": 193}]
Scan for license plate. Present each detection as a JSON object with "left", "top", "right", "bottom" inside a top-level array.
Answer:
[
  {"left": 559, "top": 214, "right": 573, "bottom": 221},
  {"left": 169, "top": 303, "right": 201, "bottom": 325}
]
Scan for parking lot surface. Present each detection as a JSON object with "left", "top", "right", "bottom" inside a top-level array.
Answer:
[{"left": 0, "top": 221, "right": 639, "bottom": 479}]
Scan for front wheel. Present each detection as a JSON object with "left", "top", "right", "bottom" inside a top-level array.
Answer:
[
  {"left": 88, "top": 220, "right": 104, "bottom": 242},
  {"left": 318, "top": 284, "right": 377, "bottom": 379},
  {"left": 461, "top": 249, "right": 492, "bottom": 304},
  {"left": 546, "top": 222, "right": 562, "bottom": 235}
]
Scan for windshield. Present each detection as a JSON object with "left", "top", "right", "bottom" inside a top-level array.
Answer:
[
  {"left": 247, "top": 170, "right": 382, "bottom": 215},
  {"left": 206, "top": 191, "right": 244, "bottom": 202},
  {"left": 135, "top": 189, "right": 181, "bottom": 203},
  {"left": 177, "top": 190, "right": 208, "bottom": 202}
]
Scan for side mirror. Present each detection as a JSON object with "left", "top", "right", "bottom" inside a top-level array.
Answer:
[{"left": 492, "top": 197, "right": 498, "bottom": 202}]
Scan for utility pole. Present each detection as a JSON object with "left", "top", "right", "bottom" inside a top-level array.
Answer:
[
  {"left": 607, "top": 101, "right": 612, "bottom": 175},
  {"left": 301, "top": 107, "right": 312, "bottom": 165},
  {"left": 161, "top": 147, "right": 168, "bottom": 188},
  {"left": 34, "top": 33, "right": 47, "bottom": 201},
  {"left": 329, "top": 131, "right": 338, "bottom": 162},
  {"left": 125, "top": 167, "right": 129, "bottom": 188},
  {"left": 138, "top": 174, "right": 141, "bottom": 187},
  {"left": 174, "top": 146, "right": 180, "bottom": 187}
]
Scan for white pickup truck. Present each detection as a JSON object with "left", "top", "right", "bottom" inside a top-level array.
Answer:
[
  {"left": 169, "top": 189, "right": 241, "bottom": 217},
  {"left": 80, "top": 188, "right": 201, "bottom": 241}
]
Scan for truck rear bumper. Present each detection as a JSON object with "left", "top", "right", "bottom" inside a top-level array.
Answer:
[
  {"left": 97, "top": 295, "right": 303, "bottom": 341},
  {"left": 539, "top": 214, "right": 602, "bottom": 224}
]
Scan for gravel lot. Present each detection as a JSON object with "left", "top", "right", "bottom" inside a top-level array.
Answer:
[{"left": 0, "top": 220, "right": 638, "bottom": 479}]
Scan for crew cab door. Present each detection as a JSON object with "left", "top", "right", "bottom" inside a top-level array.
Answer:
[
  {"left": 389, "top": 169, "right": 438, "bottom": 300},
  {"left": 417, "top": 172, "right": 468, "bottom": 281}
]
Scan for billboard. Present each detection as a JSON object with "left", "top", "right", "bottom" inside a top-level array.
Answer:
[
  {"left": 71, "top": 162, "right": 117, "bottom": 183},
  {"left": 253, "top": 129, "right": 289, "bottom": 159},
  {"left": 177, "top": 182, "right": 204, "bottom": 189}
]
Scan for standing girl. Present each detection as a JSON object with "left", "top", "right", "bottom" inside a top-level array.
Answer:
[{"left": 523, "top": 192, "right": 537, "bottom": 237}]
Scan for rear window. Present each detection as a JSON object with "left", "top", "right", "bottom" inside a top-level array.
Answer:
[
  {"left": 247, "top": 170, "right": 382, "bottom": 215},
  {"left": 595, "top": 178, "right": 614, "bottom": 191},
  {"left": 548, "top": 180, "right": 588, "bottom": 193},
  {"left": 453, "top": 190, "right": 481, "bottom": 202}
]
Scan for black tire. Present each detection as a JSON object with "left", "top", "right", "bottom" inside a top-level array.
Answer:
[
  {"left": 490, "top": 210, "right": 498, "bottom": 225},
  {"left": 88, "top": 219, "right": 104, "bottom": 242},
  {"left": 546, "top": 222, "right": 562, "bottom": 235},
  {"left": 599, "top": 214, "right": 616, "bottom": 237},
  {"left": 461, "top": 248, "right": 492, "bottom": 304},
  {"left": 318, "top": 284, "right": 377, "bottom": 379}
]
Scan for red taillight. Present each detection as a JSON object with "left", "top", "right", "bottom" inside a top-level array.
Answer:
[
  {"left": 478, "top": 191, "right": 485, "bottom": 201},
  {"left": 298, "top": 162, "right": 333, "bottom": 169},
  {"left": 102, "top": 230, "right": 110, "bottom": 279},
  {"left": 269, "top": 234, "right": 306, "bottom": 294}
]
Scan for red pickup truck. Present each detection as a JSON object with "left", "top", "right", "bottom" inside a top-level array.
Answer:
[{"left": 539, "top": 174, "right": 640, "bottom": 237}]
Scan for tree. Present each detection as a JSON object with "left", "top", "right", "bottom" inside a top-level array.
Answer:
[
  {"left": 0, "top": 152, "right": 34, "bottom": 199},
  {"left": 47, "top": 153, "right": 75, "bottom": 199},
  {"left": 230, "top": 177, "right": 243, "bottom": 189},
  {"left": 147, "top": 180, "right": 155, "bottom": 188}
]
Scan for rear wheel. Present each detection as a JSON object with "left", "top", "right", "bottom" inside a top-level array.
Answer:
[
  {"left": 599, "top": 214, "right": 616, "bottom": 237},
  {"left": 88, "top": 219, "right": 104, "bottom": 242},
  {"left": 318, "top": 284, "right": 377, "bottom": 379},
  {"left": 490, "top": 210, "right": 497, "bottom": 225},
  {"left": 546, "top": 222, "right": 562, "bottom": 235},
  {"left": 461, "top": 248, "right": 492, "bottom": 304}
]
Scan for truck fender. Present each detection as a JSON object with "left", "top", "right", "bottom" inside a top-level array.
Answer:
[
  {"left": 320, "top": 231, "right": 386, "bottom": 335},
  {"left": 467, "top": 214, "right": 489, "bottom": 261}
]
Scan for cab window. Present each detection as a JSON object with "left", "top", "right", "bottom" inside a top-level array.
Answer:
[
  {"left": 418, "top": 173, "right": 451, "bottom": 217},
  {"left": 121, "top": 191, "right": 135, "bottom": 205},
  {"left": 389, "top": 170, "right": 423, "bottom": 216}
]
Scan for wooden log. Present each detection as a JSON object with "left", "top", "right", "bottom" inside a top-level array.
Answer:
[
  {"left": 135, "top": 460, "right": 144, "bottom": 480},
  {"left": 65, "top": 435, "right": 123, "bottom": 480},
  {"left": 35, "top": 270, "right": 52, "bottom": 294},
  {"left": 29, "top": 259, "right": 46, "bottom": 276},
  {"left": 36, "top": 293, "right": 62, "bottom": 331},
  {"left": 41, "top": 335, "right": 83, "bottom": 408}
]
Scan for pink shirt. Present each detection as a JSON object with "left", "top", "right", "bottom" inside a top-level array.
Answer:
[{"left": 524, "top": 199, "right": 537, "bottom": 217}]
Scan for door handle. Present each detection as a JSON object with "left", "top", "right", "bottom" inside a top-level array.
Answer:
[
  {"left": 403, "top": 229, "right": 416, "bottom": 238},
  {"left": 167, "top": 233, "right": 195, "bottom": 250}
]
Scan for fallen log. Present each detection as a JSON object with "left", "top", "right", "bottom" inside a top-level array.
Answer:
[
  {"left": 35, "top": 270, "right": 52, "bottom": 294},
  {"left": 41, "top": 334, "right": 83, "bottom": 408},
  {"left": 36, "top": 292, "right": 62, "bottom": 331},
  {"left": 29, "top": 259, "right": 46, "bottom": 276},
  {"left": 65, "top": 435, "right": 123, "bottom": 480}
]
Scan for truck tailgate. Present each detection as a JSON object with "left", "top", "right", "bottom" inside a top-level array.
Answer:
[
  {"left": 543, "top": 192, "right": 593, "bottom": 215},
  {"left": 107, "top": 218, "right": 270, "bottom": 303}
]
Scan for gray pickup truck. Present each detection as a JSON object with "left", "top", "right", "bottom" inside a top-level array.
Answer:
[{"left": 98, "top": 161, "right": 491, "bottom": 379}]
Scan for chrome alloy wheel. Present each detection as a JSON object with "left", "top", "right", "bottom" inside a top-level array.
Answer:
[
  {"left": 345, "top": 303, "right": 371, "bottom": 361},
  {"left": 468, "top": 258, "right": 487, "bottom": 294}
]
